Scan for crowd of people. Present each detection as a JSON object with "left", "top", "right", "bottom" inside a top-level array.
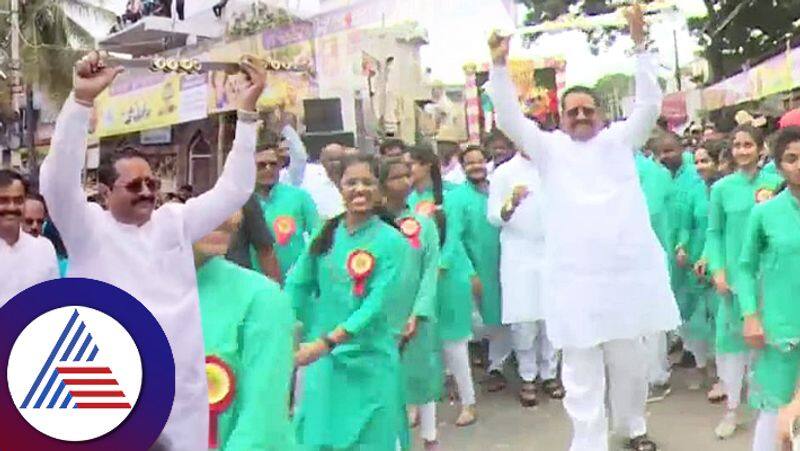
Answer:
[{"left": 2, "top": 4, "right": 800, "bottom": 451}]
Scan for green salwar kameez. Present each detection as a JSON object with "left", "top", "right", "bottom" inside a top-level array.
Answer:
[
  {"left": 739, "top": 191, "right": 800, "bottom": 410},
  {"left": 287, "top": 217, "right": 406, "bottom": 450},
  {"left": 704, "top": 170, "right": 784, "bottom": 354},
  {"left": 197, "top": 257, "right": 296, "bottom": 451}
]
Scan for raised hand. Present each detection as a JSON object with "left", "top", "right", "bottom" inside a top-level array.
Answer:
[
  {"left": 624, "top": 2, "right": 647, "bottom": 48},
  {"left": 238, "top": 55, "right": 268, "bottom": 112},
  {"left": 73, "top": 51, "right": 124, "bottom": 104},
  {"left": 488, "top": 30, "right": 512, "bottom": 66}
]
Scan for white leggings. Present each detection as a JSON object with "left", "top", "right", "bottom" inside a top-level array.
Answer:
[
  {"left": 443, "top": 339, "right": 476, "bottom": 406},
  {"left": 717, "top": 352, "right": 750, "bottom": 411},
  {"left": 752, "top": 411, "right": 778, "bottom": 451},
  {"left": 418, "top": 401, "right": 437, "bottom": 442}
]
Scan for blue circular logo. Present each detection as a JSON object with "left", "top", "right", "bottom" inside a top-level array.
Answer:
[{"left": 0, "top": 278, "right": 175, "bottom": 450}]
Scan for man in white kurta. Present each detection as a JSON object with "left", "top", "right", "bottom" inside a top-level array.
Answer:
[
  {"left": 489, "top": 9, "right": 678, "bottom": 450},
  {"left": 1, "top": 170, "right": 60, "bottom": 306},
  {"left": 487, "top": 151, "right": 559, "bottom": 402},
  {"left": 40, "top": 53, "right": 264, "bottom": 451}
]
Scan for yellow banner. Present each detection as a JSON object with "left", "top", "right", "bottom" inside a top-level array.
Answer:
[{"left": 95, "top": 73, "right": 181, "bottom": 137}]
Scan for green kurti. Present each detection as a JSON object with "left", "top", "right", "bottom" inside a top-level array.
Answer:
[
  {"left": 704, "top": 169, "right": 784, "bottom": 354},
  {"left": 250, "top": 183, "right": 319, "bottom": 279},
  {"left": 636, "top": 152, "right": 673, "bottom": 254},
  {"left": 287, "top": 217, "right": 405, "bottom": 450},
  {"left": 739, "top": 190, "right": 800, "bottom": 410},
  {"left": 676, "top": 182, "right": 718, "bottom": 343},
  {"left": 408, "top": 187, "right": 475, "bottom": 342},
  {"left": 666, "top": 153, "right": 703, "bottom": 319},
  {"left": 197, "top": 257, "right": 296, "bottom": 451},
  {"left": 391, "top": 210, "right": 443, "bottom": 405},
  {"left": 448, "top": 182, "right": 502, "bottom": 326}
]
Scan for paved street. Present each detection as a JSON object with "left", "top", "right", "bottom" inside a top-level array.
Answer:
[{"left": 415, "top": 367, "right": 754, "bottom": 451}]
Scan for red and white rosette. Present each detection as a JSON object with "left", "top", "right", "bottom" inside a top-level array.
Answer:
[
  {"left": 346, "top": 249, "right": 375, "bottom": 297},
  {"left": 755, "top": 188, "right": 774, "bottom": 204},
  {"left": 206, "top": 355, "right": 236, "bottom": 449},
  {"left": 272, "top": 216, "right": 297, "bottom": 245},
  {"left": 399, "top": 217, "right": 422, "bottom": 249},
  {"left": 414, "top": 201, "right": 436, "bottom": 217}
]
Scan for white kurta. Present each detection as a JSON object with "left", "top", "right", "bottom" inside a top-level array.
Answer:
[
  {"left": 278, "top": 124, "right": 308, "bottom": 187},
  {"left": 490, "top": 53, "right": 679, "bottom": 350},
  {"left": 487, "top": 153, "right": 546, "bottom": 324},
  {"left": 0, "top": 230, "right": 59, "bottom": 306},
  {"left": 40, "top": 96, "right": 257, "bottom": 451},
  {"left": 300, "top": 163, "right": 344, "bottom": 220}
]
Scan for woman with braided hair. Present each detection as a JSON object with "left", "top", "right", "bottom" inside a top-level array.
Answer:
[{"left": 288, "top": 153, "right": 407, "bottom": 450}]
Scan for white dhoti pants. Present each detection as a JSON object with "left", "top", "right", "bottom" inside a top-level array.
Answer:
[
  {"left": 443, "top": 339, "right": 477, "bottom": 406},
  {"left": 752, "top": 410, "right": 778, "bottom": 451},
  {"left": 563, "top": 337, "right": 649, "bottom": 451},
  {"left": 486, "top": 325, "right": 513, "bottom": 373},
  {"left": 510, "top": 320, "right": 558, "bottom": 382},
  {"left": 643, "top": 331, "right": 670, "bottom": 386}
]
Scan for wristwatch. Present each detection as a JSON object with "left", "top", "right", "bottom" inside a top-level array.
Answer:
[{"left": 237, "top": 109, "right": 260, "bottom": 123}]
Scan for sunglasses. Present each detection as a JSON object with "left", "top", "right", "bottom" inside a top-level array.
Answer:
[
  {"left": 23, "top": 218, "right": 45, "bottom": 226},
  {"left": 256, "top": 161, "right": 280, "bottom": 170},
  {"left": 118, "top": 177, "right": 161, "bottom": 194},
  {"left": 565, "top": 106, "right": 596, "bottom": 119}
]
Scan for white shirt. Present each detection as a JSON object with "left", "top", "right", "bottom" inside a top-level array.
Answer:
[
  {"left": 0, "top": 230, "right": 59, "bottom": 306},
  {"left": 300, "top": 162, "right": 344, "bottom": 220},
  {"left": 490, "top": 54, "right": 679, "bottom": 349},
  {"left": 40, "top": 97, "right": 257, "bottom": 451},
  {"left": 487, "top": 153, "right": 546, "bottom": 324}
]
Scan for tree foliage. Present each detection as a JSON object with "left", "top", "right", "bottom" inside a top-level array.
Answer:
[
  {"left": 516, "top": 0, "right": 800, "bottom": 83},
  {"left": 1, "top": 0, "right": 115, "bottom": 104}
]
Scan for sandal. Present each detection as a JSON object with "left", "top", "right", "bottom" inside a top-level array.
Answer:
[
  {"left": 542, "top": 378, "right": 566, "bottom": 399},
  {"left": 707, "top": 381, "right": 727, "bottom": 404},
  {"left": 628, "top": 434, "right": 657, "bottom": 451},
  {"left": 519, "top": 381, "right": 538, "bottom": 407}
]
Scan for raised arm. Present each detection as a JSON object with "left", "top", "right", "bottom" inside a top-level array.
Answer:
[
  {"left": 488, "top": 33, "right": 547, "bottom": 158},
  {"left": 611, "top": 53, "right": 662, "bottom": 149},
  {"left": 611, "top": 3, "right": 662, "bottom": 149},
  {"left": 40, "top": 53, "right": 124, "bottom": 248},
  {"left": 181, "top": 60, "right": 267, "bottom": 243},
  {"left": 281, "top": 124, "right": 308, "bottom": 187},
  {"left": 181, "top": 118, "right": 258, "bottom": 242}
]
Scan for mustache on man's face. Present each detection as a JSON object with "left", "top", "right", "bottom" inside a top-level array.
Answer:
[
  {"left": 0, "top": 209, "right": 22, "bottom": 218},
  {"left": 131, "top": 195, "right": 156, "bottom": 207}
]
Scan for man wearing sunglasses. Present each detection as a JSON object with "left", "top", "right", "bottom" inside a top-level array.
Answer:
[
  {"left": 22, "top": 193, "right": 48, "bottom": 238},
  {"left": 40, "top": 51, "right": 267, "bottom": 450},
  {"left": 1, "top": 170, "right": 59, "bottom": 307},
  {"left": 489, "top": 4, "right": 678, "bottom": 451}
]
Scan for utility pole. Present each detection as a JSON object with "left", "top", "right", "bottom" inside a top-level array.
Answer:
[{"left": 10, "top": 0, "right": 21, "bottom": 111}]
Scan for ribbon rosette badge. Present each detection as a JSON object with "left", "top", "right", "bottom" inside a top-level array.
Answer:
[
  {"left": 399, "top": 218, "right": 422, "bottom": 249},
  {"left": 273, "top": 216, "right": 297, "bottom": 245},
  {"left": 346, "top": 250, "right": 376, "bottom": 297},
  {"left": 206, "top": 356, "right": 236, "bottom": 449},
  {"left": 755, "top": 188, "right": 774, "bottom": 204},
  {"left": 415, "top": 201, "right": 436, "bottom": 217}
]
